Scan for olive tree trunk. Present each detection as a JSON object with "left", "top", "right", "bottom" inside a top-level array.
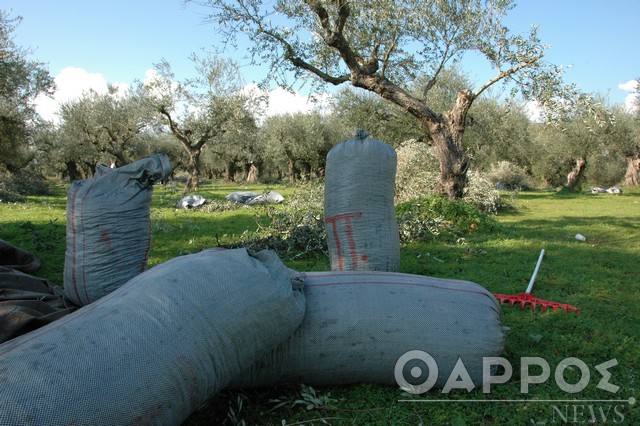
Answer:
[
  {"left": 185, "top": 148, "right": 201, "bottom": 192},
  {"left": 566, "top": 156, "right": 586, "bottom": 191},
  {"left": 625, "top": 153, "right": 640, "bottom": 187}
]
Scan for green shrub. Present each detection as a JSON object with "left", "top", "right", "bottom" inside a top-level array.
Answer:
[
  {"left": 486, "top": 160, "right": 530, "bottom": 190},
  {"left": 395, "top": 139, "right": 440, "bottom": 204},
  {"left": 1, "top": 168, "right": 52, "bottom": 196},
  {"left": 231, "top": 181, "right": 327, "bottom": 259},
  {"left": 0, "top": 188, "right": 26, "bottom": 203},
  {"left": 396, "top": 194, "right": 499, "bottom": 243},
  {"left": 582, "top": 154, "right": 626, "bottom": 187},
  {"left": 463, "top": 170, "right": 503, "bottom": 214}
]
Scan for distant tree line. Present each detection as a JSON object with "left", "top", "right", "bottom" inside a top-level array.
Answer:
[{"left": 2, "top": 8, "right": 639, "bottom": 196}]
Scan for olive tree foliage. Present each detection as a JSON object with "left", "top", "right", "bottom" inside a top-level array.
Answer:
[
  {"left": 39, "top": 121, "right": 97, "bottom": 181},
  {"left": 200, "top": 110, "right": 260, "bottom": 182},
  {"left": 139, "top": 54, "right": 262, "bottom": 191},
  {"left": 45, "top": 86, "right": 155, "bottom": 180},
  {"left": 602, "top": 104, "right": 639, "bottom": 187},
  {"left": 261, "top": 111, "right": 342, "bottom": 183},
  {"left": 0, "top": 11, "right": 54, "bottom": 172},
  {"left": 556, "top": 97, "right": 619, "bottom": 190},
  {"left": 527, "top": 123, "right": 571, "bottom": 188},
  {"left": 622, "top": 79, "right": 640, "bottom": 186},
  {"left": 189, "top": 0, "right": 586, "bottom": 199},
  {"left": 527, "top": 96, "right": 624, "bottom": 190},
  {"left": 332, "top": 87, "right": 422, "bottom": 146},
  {"left": 465, "top": 97, "right": 533, "bottom": 173}
]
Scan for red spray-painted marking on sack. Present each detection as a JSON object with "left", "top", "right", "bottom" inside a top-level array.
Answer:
[
  {"left": 99, "top": 229, "right": 113, "bottom": 251},
  {"left": 324, "top": 212, "right": 367, "bottom": 270}
]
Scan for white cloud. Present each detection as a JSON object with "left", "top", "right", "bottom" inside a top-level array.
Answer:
[
  {"left": 141, "top": 68, "right": 177, "bottom": 94},
  {"left": 266, "top": 86, "right": 315, "bottom": 116},
  {"left": 524, "top": 100, "right": 544, "bottom": 123},
  {"left": 143, "top": 68, "right": 160, "bottom": 85},
  {"left": 35, "top": 67, "right": 129, "bottom": 123},
  {"left": 618, "top": 80, "right": 637, "bottom": 92},
  {"left": 36, "top": 69, "right": 333, "bottom": 125},
  {"left": 243, "top": 84, "right": 332, "bottom": 121},
  {"left": 618, "top": 79, "right": 639, "bottom": 112}
]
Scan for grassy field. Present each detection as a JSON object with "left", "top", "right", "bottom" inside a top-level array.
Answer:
[{"left": 0, "top": 182, "right": 638, "bottom": 425}]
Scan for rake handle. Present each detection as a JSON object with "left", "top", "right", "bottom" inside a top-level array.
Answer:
[{"left": 525, "top": 249, "right": 545, "bottom": 294}]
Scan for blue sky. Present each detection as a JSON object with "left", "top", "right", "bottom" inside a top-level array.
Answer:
[{"left": 4, "top": 0, "right": 639, "bottom": 120}]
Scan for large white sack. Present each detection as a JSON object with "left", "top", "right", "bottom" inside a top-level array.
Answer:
[
  {"left": 230, "top": 271, "right": 504, "bottom": 390},
  {"left": 324, "top": 130, "right": 400, "bottom": 272},
  {"left": 0, "top": 248, "right": 306, "bottom": 426},
  {"left": 64, "top": 153, "right": 172, "bottom": 306}
]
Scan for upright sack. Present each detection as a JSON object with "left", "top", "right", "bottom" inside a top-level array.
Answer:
[
  {"left": 324, "top": 130, "right": 400, "bottom": 272},
  {"left": 230, "top": 271, "right": 505, "bottom": 390},
  {"left": 64, "top": 153, "right": 172, "bottom": 306},
  {"left": 0, "top": 248, "right": 306, "bottom": 426}
]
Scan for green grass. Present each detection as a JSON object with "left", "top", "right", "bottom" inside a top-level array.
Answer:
[{"left": 1, "top": 183, "right": 638, "bottom": 425}]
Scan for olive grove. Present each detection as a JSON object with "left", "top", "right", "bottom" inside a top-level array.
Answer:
[{"left": 189, "top": 0, "right": 596, "bottom": 198}]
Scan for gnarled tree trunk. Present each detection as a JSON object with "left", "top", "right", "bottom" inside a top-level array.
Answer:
[
  {"left": 625, "top": 152, "right": 640, "bottom": 187},
  {"left": 185, "top": 148, "right": 201, "bottom": 192},
  {"left": 287, "top": 159, "right": 299, "bottom": 185},
  {"left": 566, "top": 156, "right": 586, "bottom": 191},
  {"left": 352, "top": 77, "right": 473, "bottom": 199},
  {"left": 223, "top": 161, "right": 238, "bottom": 182},
  {"left": 64, "top": 161, "right": 83, "bottom": 182},
  {"left": 433, "top": 89, "right": 473, "bottom": 199},
  {"left": 246, "top": 162, "right": 259, "bottom": 183}
]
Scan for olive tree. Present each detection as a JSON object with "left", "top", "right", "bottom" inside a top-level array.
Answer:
[
  {"left": 623, "top": 79, "right": 640, "bottom": 186},
  {"left": 200, "top": 111, "right": 260, "bottom": 182},
  {"left": 528, "top": 95, "right": 620, "bottom": 190},
  {"left": 558, "top": 97, "right": 618, "bottom": 190},
  {"left": 262, "top": 111, "right": 340, "bottom": 183},
  {"left": 55, "top": 86, "right": 152, "bottom": 171},
  {"left": 595, "top": 104, "right": 639, "bottom": 188},
  {"left": 140, "top": 54, "right": 260, "bottom": 191},
  {"left": 189, "top": 0, "right": 587, "bottom": 198},
  {"left": 0, "top": 11, "right": 54, "bottom": 172}
]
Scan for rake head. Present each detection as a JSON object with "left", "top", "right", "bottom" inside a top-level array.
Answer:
[{"left": 494, "top": 292, "right": 580, "bottom": 313}]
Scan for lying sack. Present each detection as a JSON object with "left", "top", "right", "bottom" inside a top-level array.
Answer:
[
  {"left": 0, "top": 267, "right": 76, "bottom": 344},
  {"left": 0, "top": 239, "right": 41, "bottom": 273},
  {"left": 226, "top": 191, "right": 285, "bottom": 205},
  {"left": 64, "top": 153, "right": 172, "bottom": 306},
  {"left": 226, "top": 191, "right": 259, "bottom": 204},
  {"left": 324, "top": 130, "right": 400, "bottom": 272},
  {"left": 244, "top": 191, "right": 285, "bottom": 205},
  {"left": 0, "top": 248, "right": 305, "bottom": 426},
  {"left": 176, "top": 194, "right": 206, "bottom": 209},
  {"left": 230, "top": 271, "right": 504, "bottom": 390}
]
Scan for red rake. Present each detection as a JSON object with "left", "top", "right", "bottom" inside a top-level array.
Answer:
[{"left": 494, "top": 249, "right": 580, "bottom": 313}]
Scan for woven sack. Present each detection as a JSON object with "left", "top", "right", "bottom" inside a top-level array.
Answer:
[
  {"left": 230, "top": 271, "right": 504, "bottom": 390},
  {"left": 324, "top": 130, "right": 400, "bottom": 271},
  {"left": 0, "top": 248, "right": 305, "bottom": 425},
  {"left": 64, "top": 153, "right": 172, "bottom": 306}
]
